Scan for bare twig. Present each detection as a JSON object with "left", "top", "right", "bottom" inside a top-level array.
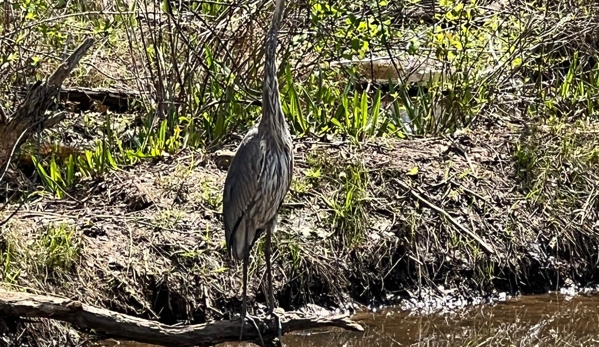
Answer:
[{"left": 393, "top": 178, "right": 496, "bottom": 256}]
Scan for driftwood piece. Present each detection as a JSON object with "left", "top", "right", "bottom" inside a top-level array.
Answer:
[
  {"left": 330, "top": 55, "right": 455, "bottom": 87},
  {"left": 0, "top": 289, "right": 363, "bottom": 347},
  {"left": 0, "top": 38, "right": 95, "bottom": 171}
]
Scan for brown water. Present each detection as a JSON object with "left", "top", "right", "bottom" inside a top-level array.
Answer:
[{"left": 97, "top": 293, "right": 599, "bottom": 347}]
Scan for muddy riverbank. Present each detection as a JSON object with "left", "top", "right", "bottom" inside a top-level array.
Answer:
[{"left": 2, "top": 121, "right": 599, "bottom": 346}]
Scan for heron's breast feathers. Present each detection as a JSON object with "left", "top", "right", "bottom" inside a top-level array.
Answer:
[{"left": 249, "top": 140, "right": 292, "bottom": 225}]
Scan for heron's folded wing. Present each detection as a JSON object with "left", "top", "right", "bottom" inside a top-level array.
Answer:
[{"left": 222, "top": 132, "right": 263, "bottom": 250}]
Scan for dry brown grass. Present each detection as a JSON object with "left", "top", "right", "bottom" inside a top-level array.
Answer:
[
  {"left": 2, "top": 115, "right": 599, "bottom": 345},
  {"left": 2, "top": 0, "right": 599, "bottom": 345}
]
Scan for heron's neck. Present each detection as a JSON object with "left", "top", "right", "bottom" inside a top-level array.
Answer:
[
  {"left": 258, "top": 77, "right": 288, "bottom": 141},
  {"left": 258, "top": 0, "right": 289, "bottom": 144}
]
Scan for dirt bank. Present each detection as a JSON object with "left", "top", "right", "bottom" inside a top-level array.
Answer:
[{"left": 1, "top": 119, "right": 599, "bottom": 345}]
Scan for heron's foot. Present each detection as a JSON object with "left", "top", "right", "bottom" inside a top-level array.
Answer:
[
  {"left": 239, "top": 312, "right": 266, "bottom": 346},
  {"left": 268, "top": 308, "right": 284, "bottom": 344}
]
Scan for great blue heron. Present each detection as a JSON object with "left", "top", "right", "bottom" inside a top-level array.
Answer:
[{"left": 222, "top": 0, "right": 293, "bottom": 341}]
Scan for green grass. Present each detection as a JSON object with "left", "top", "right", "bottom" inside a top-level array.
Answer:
[
  {"left": 1, "top": 0, "right": 598, "bottom": 262},
  {"left": 3, "top": 0, "right": 597, "bottom": 200},
  {"left": 39, "top": 223, "right": 82, "bottom": 270},
  {"left": 302, "top": 147, "right": 371, "bottom": 248},
  {"left": 0, "top": 222, "right": 82, "bottom": 286},
  {"left": 2, "top": 0, "right": 599, "bottom": 329}
]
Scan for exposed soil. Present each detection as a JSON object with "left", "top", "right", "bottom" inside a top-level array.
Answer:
[{"left": 1, "top": 117, "right": 599, "bottom": 346}]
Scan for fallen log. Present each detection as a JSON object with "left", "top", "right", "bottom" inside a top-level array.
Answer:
[
  {"left": 11, "top": 86, "right": 146, "bottom": 113},
  {"left": 0, "top": 289, "right": 363, "bottom": 347},
  {"left": 0, "top": 38, "right": 95, "bottom": 172}
]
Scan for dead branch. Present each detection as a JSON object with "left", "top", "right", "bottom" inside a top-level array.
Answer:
[
  {"left": 0, "top": 38, "right": 95, "bottom": 172},
  {"left": 393, "top": 178, "right": 497, "bottom": 256},
  {"left": 0, "top": 289, "right": 363, "bottom": 347}
]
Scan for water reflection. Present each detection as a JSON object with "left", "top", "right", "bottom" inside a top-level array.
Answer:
[{"left": 96, "top": 293, "right": 599, "bottom": 347}]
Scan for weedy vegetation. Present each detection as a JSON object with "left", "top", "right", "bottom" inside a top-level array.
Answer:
[{"left": 1, "top": 0, "right": 599, "bottom": 344}]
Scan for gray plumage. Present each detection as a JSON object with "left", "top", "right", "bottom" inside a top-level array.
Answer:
[
  {"left": 223, "top": 125, "right": 292, "bottom": 259},
  {"left": 222, "top": 0, "right": 293, "bottom": 339}
]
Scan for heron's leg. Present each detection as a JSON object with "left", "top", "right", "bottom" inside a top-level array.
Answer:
[
  {"left": 240, "top": 239, "right": 265, "bottom": 346},
  {"left": 265, "top": 223, "right": 275, "bottom": 315},
  {"left": 239, "top": 250, "right": 248, "bottom": 340},
  {"left": 245, "top": 315, "right": 265, "bottom": 346},
  {"left": 266, "top": 221, "right": 283, "bottom": 342}
]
